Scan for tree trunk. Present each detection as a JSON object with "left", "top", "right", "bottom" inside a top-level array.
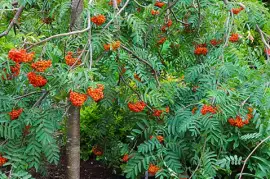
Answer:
[
  {"left": 67, "top": 1, "right": 84, "bottom": 179},
  {"left": 70, "top": 0, "right": 84, "bottom": 31},
  {"left": 67, "top": 106, "right": 81, "bottom": 179}
]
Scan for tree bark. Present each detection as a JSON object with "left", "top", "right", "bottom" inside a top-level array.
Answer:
[
  {"left": 70, "top": 0, "right": 84, "bottom": 31},
  {"left": 67, "top": 1, "right": 84, "bottom": 178},
  {"left": 67, "top": 105, "right": 81, "bottom": 179}
]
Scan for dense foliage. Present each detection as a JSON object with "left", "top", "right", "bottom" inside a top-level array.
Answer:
[{"left": 0, "top": 0, "right": 270, "bottom": 178}]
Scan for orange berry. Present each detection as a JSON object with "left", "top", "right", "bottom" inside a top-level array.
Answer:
[
  {"left": 9, "top": 108, "right": 23, "bottom": 120},
  {"left": 65, "top": 51, "right": 81, "bottom": 66},
  {"left": 69, "top": 91, "right": 87, "bottom": 107},
  {"left": 229, "top": 33, "right": 239, "bottom": 43},
  {"left": 87, "top": 84, "right": 104, "bottom": 102},
  {"left": 112, "top": 41, "right": 121, "bottom": 50},
  {"left": 31, "top": 60, "right": 52, "bottom": 72},
  {"left": 27, "top": 72, "right": 47, "bottom": 87},
  {"left": 151, "top": 10, "right": 160, "bottom": 15},
  {"left": 91, "top": 15, "right": 106, "bottom": 26},
  {"left": 128, "top": 101, "right": 146, "bottom": 112},
  {"left": 122, "top": 154, "right": 129, "bottom": 162},
  {"left": 148, "top": 164, "right": 160, "bottom": 175},
  {"left": 154, "top": 1, "right": 165, "bottom": 8}
]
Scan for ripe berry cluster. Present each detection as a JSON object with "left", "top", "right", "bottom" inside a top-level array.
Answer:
[
  {"left": 122, "top": 154, "right": 129, "bottom": 162},
  {"left": 192, "top": 106, "right": 198, "bottom": 114},
  {"left": 8, "top": 49, "right": 35, "bottom": 63},
  {"left": 109, "top": 0, "right": 121, "bottom": 6},
  {"left": 161, "top": 19, "right": 173, "bottom": 32},
  {"left": 232, "top": 6, "right": 244, "bottom": 15},
  {"left": 155, "top": 1, "right": 165, "bottom": 8},
  {"left": 91, "top": 15, "right": 106, "bottom": 26},
  {"left": 151, "top": 10, "right": 160, "bottom": 15},
  {"left": 229, "top": 33, "right": 239, "bottom": 43},
  {"left": 201, "top": 104, "right": 217, "bottom": 115},
  {"left": 128, "top": 101, "right": 146, "bottom": 112},
  {"left": 152, "top": 107, "right": 169, "bottom": 117},
  {"left": 0, "top": 155, "right": 7, "bottom": 166},
  {"left": 228, "top": 107, "right": 253, "bottom": 128},
  {"left": 157, "top": 37, "right": 167, "bottom": 45},
  {"left": 31, "top": 60, "right": 52, "bottom": 72},
  {"left": 87, "top": 84, "right": 104, "bottom": 102},
  {"left": 69, "top": 91, "right": 88, "bottom": 107},
  {"left": 210, "top": 39, "right": 222, "bottom": 46},
  {"left": 150, "top": 135, "right": 164, "bottom": 143},
  {"left": 92, "top": 146, "right": 103, "bottom": 156},
  {"left": 2, "top": 63, "right": 20, "bottom": 80},
  {"left": 103, "top": 41, "right": 121, "bottom": 51},
  {"left": 9, "top": 108, "right": 23, "bottom": 120},
  {"left": 27, "top": 72, "right": 47, "bottom": 87},
  {"left": 148, "top": 164, "right": 160, "bottom": 175},
  {"left": 65, "top": 51, "right": 82, "bottom": 66}
]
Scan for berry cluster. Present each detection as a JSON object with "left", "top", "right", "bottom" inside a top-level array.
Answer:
[
  {"left": 152, "top": 107, "right": 169, "bottom": 117},
  {"left": 155, "top": 1, "right": 165, "bottom": 8},
  {"left": 122, "top": 154, "right": 129, "bottom": 162},
  {"left": 150, "top": 135, "right": 164, "bottom": 143},
  {"left": 134, "top": 73, "right": 142, "bottom": 82},
  {"left": 194, "top": 44, "right": 208, "bottom": 55},
  {"left": 109, "top": 0, "right": 121, "bottom": 6},
  {"left": 87, "top": 84, "right": 104, "bottom": 102},
  {"left": 228, "top": 108, "right": 253, "bottom": 128},
  {"left": 10, "top": 63, "right": 20, "bottom": 77},
  {"left": 9, "top": 108, "right": 23, "bottom": 120},
  {"left": 27, "top": 72, "right": 47, "bottom": 87},
  {"left": 92, "top": 146, "right": 103, "bottom": 156},
  {"left": 161, "top": 19, "right": 173, "bottom": 32},
  {"left": 2, "top": 63, "right": 21, "bottom": 80},
  {"left": 201, "top": 105, "right": 217, "bottom": 115},
  {"left": 91, "top": 15, "right": 106, "bottom": 26},
  {"left": 148, "top": 164, "right": 160, "bottom": 175},
  {"left": 0, "top": 155, "right": 7, "bottom": 167},
  {"left": 157, "top": 37, "right": 166, "bottom": 45},
  {"left": 112, "top": 41, "right": 121, "bottom": 50},
  {"left": 232, "top": 6, "right": 244, "bottom": 15},
  {"left": 128, "top": 101, "right": 146, "bottom": 112},
  {"left": 31, "top": 60, "right": 52, "bottom": 72},
  {"left": 65, "top": 51, "right": 82, "bottom": 66},
  {"left": 8, "top": 49, "right": 35, "bottom": 63},
  {"left": 153, "top": 109, "right": 163, "bottom": 117},
  {"left": 151, "top": 10, "right": 160, "bottom": 15},
  {"left": 229, "top": 33, "right": 239, "bottom": 43},
  {"left": 103, "top": 41, "right": 121, "bottom": 51},
  {"left": 210, "top": 39, "right": 222, "bottom": 46},
  {"left": 69, "top": 91, "right": 87, "bottom": 107}
]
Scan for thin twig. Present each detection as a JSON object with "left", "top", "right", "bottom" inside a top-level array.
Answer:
[
  {"left": 256, "top": 24, "right": 270, "bottom": 61},
  {"left": 14, "top": 91, "right": 43, "bottom": 100},
  {"left": 0, "top": 6, "right": 24, "bottom": 38},
  {"left": 88, "top": 0, "right": 93, "bottom": 70},
  {"left": 102, "top": 0, "right": 130, "bottom": 30},
  {"left": 32, "top": 90, "right": 50, "bottom": 108},
  {"left": 189, "top": 139, "right": 207, "bottom": 179},
  {"left": 239, "top": 135, "right": 270, "bottom": 179}
]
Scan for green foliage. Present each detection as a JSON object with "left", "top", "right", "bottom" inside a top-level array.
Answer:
[{"left": 0, "top": 0, "right": 270, "bottom": 178}]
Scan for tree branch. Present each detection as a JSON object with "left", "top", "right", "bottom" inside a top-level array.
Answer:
[
  {"left": 239, "top": 135, "right": 270, "bottom": 179},
  {"left": 0, "top": 6, "right": 24, "bottom": 38},
  {"left": 121, "top": 45, "right": 160, "bottom": 87},
  {"left": 256, "top": 24, "right": 270, "bottom": 61}
]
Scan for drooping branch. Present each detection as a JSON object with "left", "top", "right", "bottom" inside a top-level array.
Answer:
[
  {"left": 121, "top": 45, "right": 160, "bottom": 87},
  {"left": 238, "top": 135, "right": 270, "bottom": 179},
  {"left": 256, "top": 25, "right": 270, "bottom": 61},
  {"left": 14, "top": 91, "right": 43, "bottom": 100},
  {"left": 26, "top": 0, "right": 130, "bottom": 50},
  {"left": 0, "top": 6, "right": 24, "bottom": 38}
]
